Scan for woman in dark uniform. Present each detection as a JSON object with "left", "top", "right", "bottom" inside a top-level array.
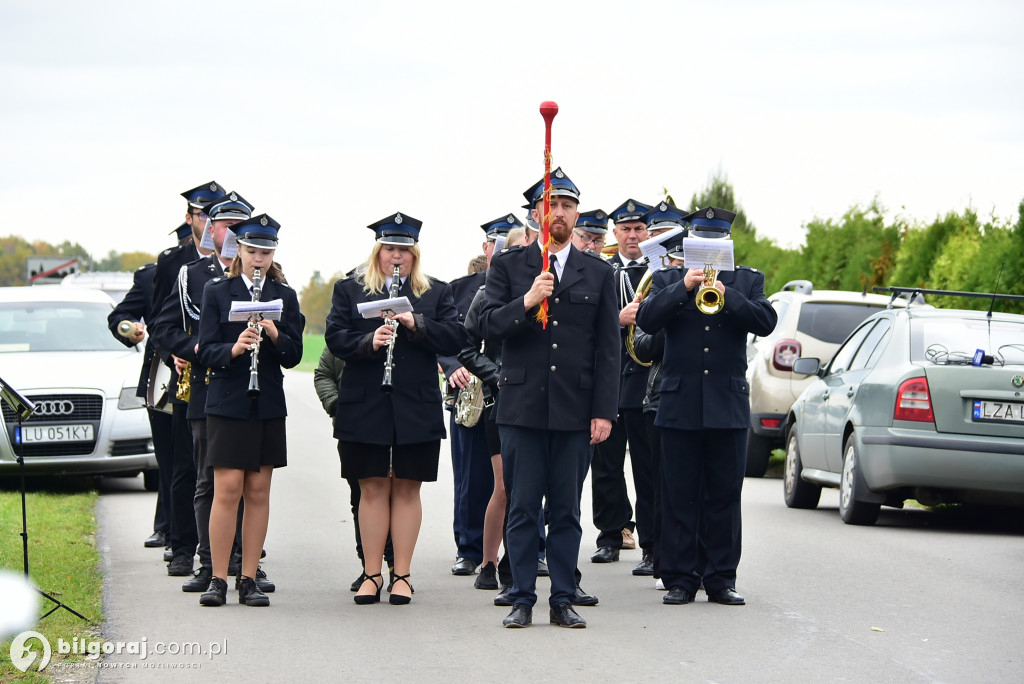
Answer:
[
  {"left": 325, "top": 212, "right": 462, "bottom": 605},
  {"left": 196, "top": 214, "right": 305, "bottom": 607}
]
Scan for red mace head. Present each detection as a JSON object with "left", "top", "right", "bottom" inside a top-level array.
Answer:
[{"left": 540, "top": 101, "right": 559, "bottom": 124}]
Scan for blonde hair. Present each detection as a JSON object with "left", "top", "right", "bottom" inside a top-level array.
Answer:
[
  {"left": 359, "top": 242, "right": 431, "bottom": 297},
  {"left": 505, "top": 227, "right": 527, "bottom": 247},
  {"left": 467, "top": 254, "right": 487, "bottom": 274}
]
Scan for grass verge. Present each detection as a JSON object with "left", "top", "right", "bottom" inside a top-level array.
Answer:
[
  {"left": 0, "top": 476, "right": 103, "bottom": 682},
  {"left": 296, "top": 333, "right": 325, "bottom": 373}
]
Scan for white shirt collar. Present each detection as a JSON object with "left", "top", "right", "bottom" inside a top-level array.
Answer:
[{"left": 537, "top": 240, "right": 572, "bottom": 280}]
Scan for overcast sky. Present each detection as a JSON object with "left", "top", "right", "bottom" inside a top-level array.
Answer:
[{"left": 2, "top": 0, "right": 1022, "bottom": 290}]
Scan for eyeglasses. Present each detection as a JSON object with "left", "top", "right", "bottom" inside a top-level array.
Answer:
[
  {"left": 573, "top": 231, "right": 605, "bottom": 247},
  {"left": 191, "top": 211, "right": 209, "bottom": 220}
]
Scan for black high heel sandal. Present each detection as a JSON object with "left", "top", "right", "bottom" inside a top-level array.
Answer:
[
  {"left": 389, "top": 574, "right": 413, "bottom": 605},
  {"left": 353, "top": 572, "right": 383, "bottom": 605}
]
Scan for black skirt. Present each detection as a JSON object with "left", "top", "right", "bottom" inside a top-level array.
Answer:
[
  {"left": 207, "top": 414, "right": 287, "bottom": 472},
  {"left": 338, "top": 440, "right": 440, "bottom": 482},
  {"left": 484, "top": 406, "right": 501, "bottom": 457}
]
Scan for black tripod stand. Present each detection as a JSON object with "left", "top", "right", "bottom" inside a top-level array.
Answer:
[{"left": 0, "top": 376, "right": 88, "bottom": 621}]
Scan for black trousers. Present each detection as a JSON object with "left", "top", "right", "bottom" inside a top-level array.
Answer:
[
  {"left": 147, "top": 408, "right": 173, "bottom": 537},
  {"left": 622, "top": 407, "right": 654, "bottom": 551},
  {"left": 501, "top": 426, "right": 589, "bottom": 608},
  {"left": 644, "top": 411, "right": 662, "bottom": 577},
  {"left": 450, "top": 415, "right": 492, "bottom": 564},
  {"left": 659, "top": 427, "right": 745, "bottom": 595},
  {"left": 590, "top": 416, "right": 634, "bottom": 548},
  {"left": 168, "top": 403, "right": 198, "bottom": 556}
]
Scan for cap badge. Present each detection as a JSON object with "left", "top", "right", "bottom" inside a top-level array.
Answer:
[
  {"left": 596, "top": 211, "right": 605, "bottom": 220},
  {"left": 395, "top": 213, "right": 403, "bottom": 224},
  {"left": 660, "top": 203, "right": 667, "bottom": 211},
  {"left": 706, "top": 209, "right": 715, "bottom": 219},
  {"left": 260, "top": 216, "right": 269, "bottom": 226},
  {"left": 229, "top": 192, "right": 238, "bottom": 201},
  {"left": 1012, "top": 375, "right": 1024, "bottom": 388},
  {"left": 627, "top": 201, "right": 635, "bottom": 212},
  {"left": 555, "top": 169, "right": 564, "bottom": 179},
  {"left": 210, "top": 183, "right": 218, "bottom": 191},
  {"left": 506, "top": 215, "right": 514, "bottom": 223}
]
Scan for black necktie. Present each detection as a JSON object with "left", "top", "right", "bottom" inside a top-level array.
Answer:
[
  {"left": 627, "top": 260, "right": 638, "bottom": 267},
  {"left": 549, "top": 254, "right": 559, "bottom": 284}
]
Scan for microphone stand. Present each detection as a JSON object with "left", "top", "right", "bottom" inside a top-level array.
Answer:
[{"left": 1, "top": 376, "right": 88, "bottom": 621}]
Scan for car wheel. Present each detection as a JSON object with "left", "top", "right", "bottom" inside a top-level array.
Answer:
[
  {"left": 783, "top": 430, "right": 821, "bottom": 509},
  {"left": 839, "top": 434, "right": 880, "bottom": 526},
  {"left": 744, "top": 430, "right": 772, "bottom": 478},
  {"left": 142, "top": 468, "right": 159, "bottom": 492}
]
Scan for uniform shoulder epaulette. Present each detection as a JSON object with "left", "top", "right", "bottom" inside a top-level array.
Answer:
[
  {"left": 580, "top": 249, "right": 612, "bottom": 266},
  {"left": 657, "top": 264, "right": 683, "bottom": 273},
  {"left": 278, "top": 280, "right": 293, "bottom": 290},
  {"left": 449, "top": 271, "right": 479, "bottom": 284},
  {"left": 737, "top": 265, "right": 761, "bottom": 274},
  {"left": 497, "top": 244, "right": 526, "bottom": 256},
  {"left": 160, "top": 248, "right": 174, "bottom": 257},
  {"left": 136, "top": 263, "right": 156, "bottom": 272},
  {"left": 209, "top": 276, "right": 226, "bottom": 285}
]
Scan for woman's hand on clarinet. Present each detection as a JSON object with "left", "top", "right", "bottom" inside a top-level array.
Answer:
[
  {"left": 257, "top": 319, "right": 279, "bottom": 344},
  {"left": 231, "top": 326, "right": 262, "bottom": 358},
  {"left": 372, "top": 323, "right": 395, "bottom": 352},
  {"left": 391, "top": 311, "right": 417, "bottom": 332}
]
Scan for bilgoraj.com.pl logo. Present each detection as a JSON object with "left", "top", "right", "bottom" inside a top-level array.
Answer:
[
  {"left": 9, "top": 631, "right": 227, "bottom": 672},
  {"left": 9, "top": 630, "right": 51, "bottom": 672}
]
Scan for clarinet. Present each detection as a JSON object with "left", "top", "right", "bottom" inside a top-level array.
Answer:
[
  {"left": 380, "top": 264, "right": 401, "bottom": 393},
  {"left": 246, "top": 267, "right": 262, "bottom": 398}
]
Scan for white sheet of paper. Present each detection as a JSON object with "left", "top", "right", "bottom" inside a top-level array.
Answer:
[
  {"left": 357, "top": 296, "right": 414, "bottom": 319},
  {"left": 683, "top": 237, "right": 735, "bottom": 272},
  {"left": 220, "top": 231, "right": 238, "bottom": 259},
  {"left": 638, "top": 227, "right": 685, "bottom": 269},
  {"left": 228, "top": 298, "right": 284, "bottom": 322}
]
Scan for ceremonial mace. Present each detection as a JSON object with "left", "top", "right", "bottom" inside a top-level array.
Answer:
[{"left": 537, "top": 100, "right": 558, "bottom": 328}]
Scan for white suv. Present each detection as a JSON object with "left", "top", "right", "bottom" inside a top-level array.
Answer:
[
  {"left": 0, "top": 286, "right": 156, "bottom": 484},
  {"left": 744, "top": 281, "right": 911, "bottom": 477}
]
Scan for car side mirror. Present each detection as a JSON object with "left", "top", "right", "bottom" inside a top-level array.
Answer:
[{"left": 792, "top": 357, "right": 821, "bottom": 376}]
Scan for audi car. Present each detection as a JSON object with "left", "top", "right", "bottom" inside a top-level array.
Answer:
[
  {"left": 0, "top": 286, "right": 156, "bottom": 484},
  {"left": 783, "top": 302, "right": 1024, "bottom": 525}
]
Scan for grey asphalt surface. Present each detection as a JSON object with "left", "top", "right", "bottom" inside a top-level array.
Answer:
[{"left": 91, "top": 370, "right": 1024, "bottom": 683}]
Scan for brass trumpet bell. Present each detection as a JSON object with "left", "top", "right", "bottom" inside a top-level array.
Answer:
[{"left": 696, "top": 263, "right": 724, "bottom": 315}]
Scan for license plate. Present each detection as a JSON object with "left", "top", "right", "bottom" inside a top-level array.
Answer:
[
  {"left": 16, "top": 424, "right": 95, "bottom": 443},
  {"left": 972, "top": 400, "right": 1024, "bottom": 424}
]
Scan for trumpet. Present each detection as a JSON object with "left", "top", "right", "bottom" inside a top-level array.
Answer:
[
  {"left": 380, "top": 264, "right": 401, "bottom": 393},
  {"left": 696, "top": 262, "right": 724, "bottom": 315},
  {"left": 176, "top": 359, "right": 191, "bottom": 402},
  {"left": 247, "top": 267, "right": 262, "bottom": 398}
]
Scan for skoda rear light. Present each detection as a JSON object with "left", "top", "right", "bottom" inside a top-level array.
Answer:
[
  {"left": 894, "top": 377, "right": 934, "bottom": 423},
  {"left": 773, "top": 339, "right": 802, "bottom": 371}
]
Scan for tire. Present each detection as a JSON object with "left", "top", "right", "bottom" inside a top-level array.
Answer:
[
  {"left": 745, "top": 430, "right": 772, "bottom": 478},
  {"left": 839, "top": 434, "right": 880, "bottom": 525},
  {"left": 783, "top": 430, "right": 821, "bottom": 509},
  {"left": 143, "top": 468, "right": 159, "bottom": 492}
]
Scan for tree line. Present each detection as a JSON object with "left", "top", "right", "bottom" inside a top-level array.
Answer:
[{"left": 0, "top": 236, "right": 156, "bottom": 285}]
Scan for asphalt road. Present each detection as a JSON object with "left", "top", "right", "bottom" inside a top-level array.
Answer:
[{"left": 90, "top": 370, "right": 1024, "bottom": 683}]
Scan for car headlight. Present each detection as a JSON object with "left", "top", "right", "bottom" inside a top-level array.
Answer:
[{"left": 118, "top": 387, "right": 145, "bottom": 410}]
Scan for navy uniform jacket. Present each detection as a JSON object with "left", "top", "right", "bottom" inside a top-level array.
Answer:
[
  {"left": 459, "top": 284, "right": 502, "bottom": 402},
  {"left": 196, "top": 276, "right": 305, "bottom": 420},
  {"left": 107, "top": 262, "right": 157, "bottom": 398},
  {"left": 476, "top": 244, "right": 620, "bottom": 432},
  {"left": 325, "top": 275, "right": 462, "bottom": 446},
  {"left": 612, "top": 257, "right": 650, "bottom": 410},
  {"left": 153, "top": 242, "right": 203, "bottom": 405},
  {"left": 635, "top": 265, "right": 777, "bottom": 430},
  {"left": 149, "top": 256, "right": 226, "bottom": 420},
  {"left": 438, "top": 270, "right": 485, "bottom": 379}
]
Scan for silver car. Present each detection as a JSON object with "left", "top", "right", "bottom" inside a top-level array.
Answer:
[
  {"left": 0, "top": 286, "right": 157, "bottom": 484},
  {"left": 784, "top": 300, "right": 1024, "bottom": 524}
]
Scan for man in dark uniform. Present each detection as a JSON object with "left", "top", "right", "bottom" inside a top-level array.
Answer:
[
  {"left": 155, "top": 181, "right": 227, "bottom": 577},
  {"left": 635, "top": 206, "right": 777, "bottom": 606},
  {"left": 442, "top": 214, "right": 522, "bottom": 577},
  {"left": 151, "top": 192, "right": 275, "bottom": 594},
  {"left": 107, "top": 256, "right": 169, "bottom": 549},
  {"left": 478, "top": 168, "right": 619, "bottom": 629},
  {"left": 588, "top": 198, "right": 654, "bottom": 568}
]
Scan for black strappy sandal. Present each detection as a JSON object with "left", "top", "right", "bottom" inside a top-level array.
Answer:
[
  {"left": 389, "top": 574, "right": 414, "bottom": 605},
  {"left": 353, "top": 572, "right": 383, "bottom": 605}
]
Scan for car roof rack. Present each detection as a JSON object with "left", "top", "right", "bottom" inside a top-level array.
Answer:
[
  {"left": 873, "top": 286, "right": 1024, "bottom": 315},
  {"left": 780, "top": 280, "right": 813, "bottom": 294}
]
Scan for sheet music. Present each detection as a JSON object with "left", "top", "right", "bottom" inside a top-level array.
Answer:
[
  {"left": 638, "top": 227, "right": 685, "bottom": 269},
  {"left": 228, "top": 298, "right": 284, "bottom": 322},
  {"left": 682, "top": 237, "right": 735, "bottom": 272},
  {"left": 357, "top": 296, "right": 414, "bottom": 319}
]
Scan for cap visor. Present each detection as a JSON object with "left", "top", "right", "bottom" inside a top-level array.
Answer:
[
  {"left": 378, "top": 235, "right": 416, "bottom": 246},
  {"left": 236, "top": 236, "right": 278, "bottom": 249}
]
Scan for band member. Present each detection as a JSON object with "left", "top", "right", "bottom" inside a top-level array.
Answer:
[
  {"left": 443, "top": 215, "right": 521, "bottom": 577},
  {"left": 478, "top": 169, "right": 619, "bottom": 628},
  {"left": 196, "top": 214, "right": 304, "bottom": 607},
  {"left": 588, "top": 198, "right": 653, "bottom": 567},
  {"left": 151, "top": 192, "right": 276, "bottom": 594},
  {"left": 325, "top": 213, "right": 462, "bottom": 605},
  {"left": 635, "top": 206, "right": 776, "bottom": 606},
  {"left": 107, "top": 258, "right": 167, "bottom": 549},
  {"left": 570, "top": 209, "right": 609, "bottom": 254},
  {"left": 156, "top": 181, "right": 227, "bottom": 577}
]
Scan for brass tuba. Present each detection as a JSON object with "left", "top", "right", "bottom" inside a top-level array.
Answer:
[
  {"left": 696, "top": 262, "right": 724, "bottom": 315},
  {"left": 175, "top": 359, "right": 191, "bottom": 402},
  {"left": 625, "top": 269, "right": 654, "bottom": 368}
]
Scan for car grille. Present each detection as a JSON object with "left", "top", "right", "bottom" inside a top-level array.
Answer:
[{"left": 2, "top": 393, "right": 103, "bottom": 458}]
